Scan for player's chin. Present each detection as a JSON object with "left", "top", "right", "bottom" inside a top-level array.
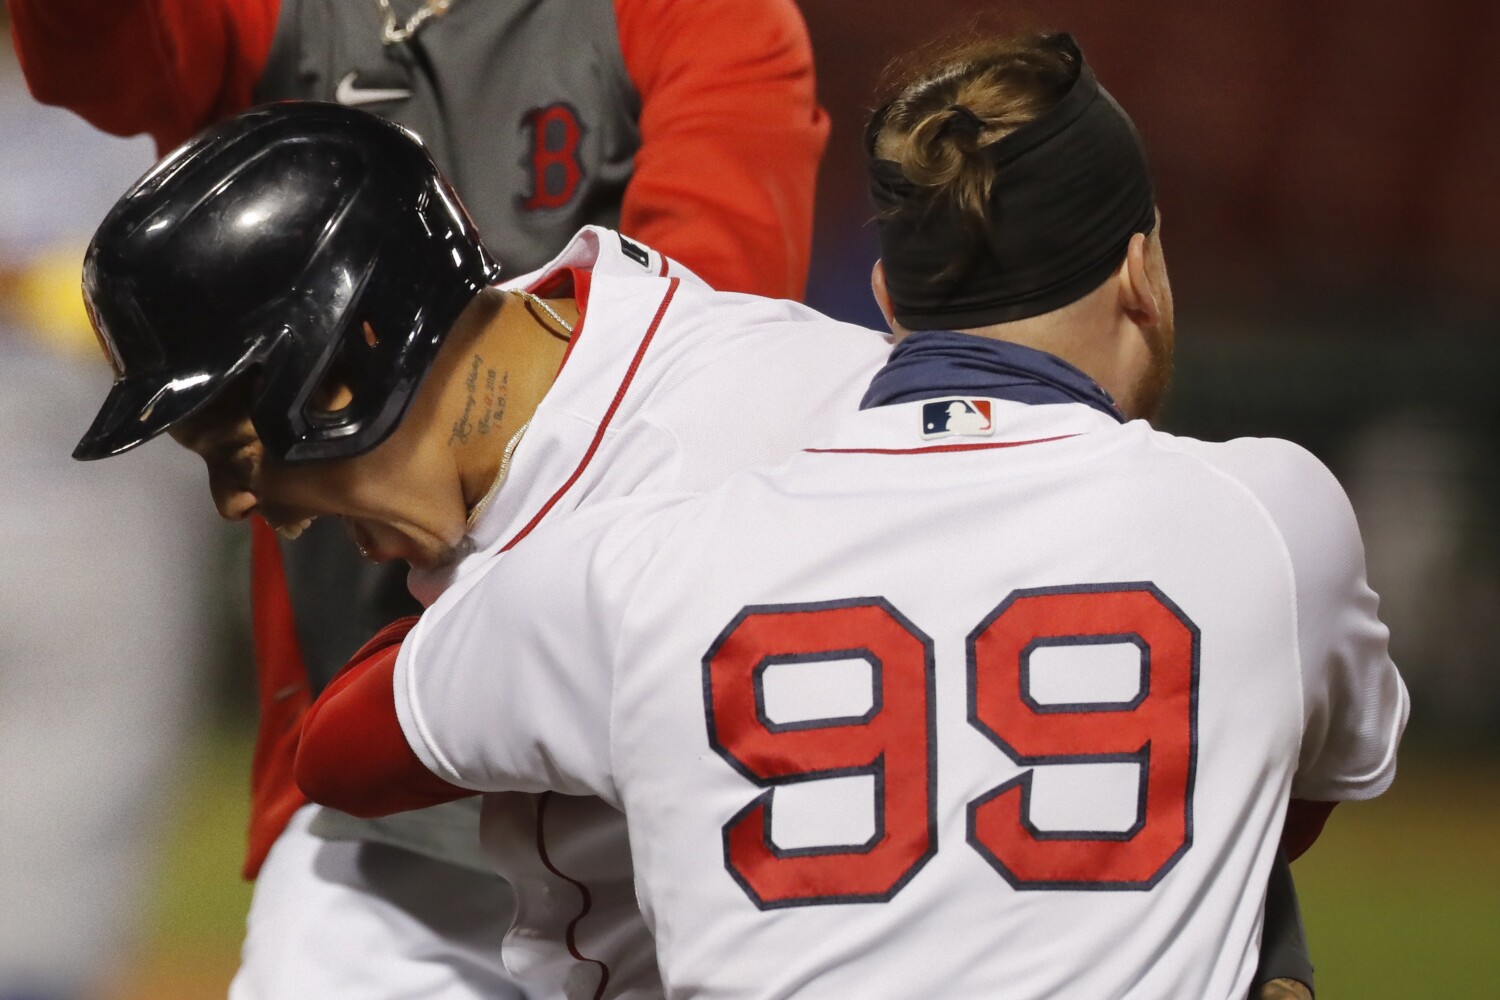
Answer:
[
  {"left": 342, "top": 517, "right": 420, "bottom": 566},
  {"left": 405, "top": 537, "right": 466, "bottom": 572},
  {"left": 348, "top": 518, "right": 466, "bottom": 571}
]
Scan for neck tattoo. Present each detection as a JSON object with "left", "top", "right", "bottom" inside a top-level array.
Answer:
[{"left": 463, "top": 292, "right": 575, "bottom": 529}]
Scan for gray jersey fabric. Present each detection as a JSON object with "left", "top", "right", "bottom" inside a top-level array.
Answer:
[{"left": 255, "top": 0, "right": 640, "bottom": 277}]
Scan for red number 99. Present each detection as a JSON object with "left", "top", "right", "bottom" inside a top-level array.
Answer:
[
  {"left": 703, "top": 598, "right": 936, "bottom": 908},
  {"left": 967, "top": 584, "right": 1198, "bottom": 889},
  {"left": 704, "top": 584, "right": 1199, "bottom": 906}
]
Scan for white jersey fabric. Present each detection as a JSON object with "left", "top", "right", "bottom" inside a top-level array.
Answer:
[
  {"left": 312, "top": 225, "right": 890, "bottom": 998},
  {"left": 396, "top": 395, "right": 1408, "bottom": 1000}
]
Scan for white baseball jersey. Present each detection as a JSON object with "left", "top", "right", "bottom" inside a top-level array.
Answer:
[
  {"left": 314, "top": 225, "right": 891, "bottom": 998},
  {"left": 395, "top": 395, "right": 1408, "bottom": 1000}
]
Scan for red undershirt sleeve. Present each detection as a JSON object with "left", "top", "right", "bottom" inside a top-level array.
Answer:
[
  {"left": 612, "top": 0, "right": 828, "bottom": 301},
  {"left": 295, "top": 616, "right": 474, "bottom": 819},
  {"left": 8, "top": 0, "right": 279, "bottom": 153},
  {"left": 1282, "top": 798, "right": 1338, "bottom": 861}
]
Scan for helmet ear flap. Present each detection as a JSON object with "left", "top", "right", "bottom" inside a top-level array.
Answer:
[
  {"left": 306, "top": 343, "right": 358, "bottom": 416},
  {"left": 302, "top": 314, "right": 392, "bottom": 418},
  {"left": 252, "top": 312, "right": 375, "bottom": 463},
  {"left": 247, "top": 322, "right": 320, "bottom": 460}
]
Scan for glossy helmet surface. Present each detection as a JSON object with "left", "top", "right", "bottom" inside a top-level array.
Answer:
[{"left": 74, "top": 101, "right": 500, "bottom": 463}]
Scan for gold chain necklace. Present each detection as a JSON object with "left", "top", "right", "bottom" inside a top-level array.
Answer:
[
  {"left": 467, "top": 417, "right": 531, "bottom": 529},
  {"left": 377, "top": 0, "right": 458, "bottom": 45},
  {"left": 512, "top": 289, "right": 576, "bottom": 341},
  {"left": 463, "top": 293, "right": 576, "bottom": 529}
]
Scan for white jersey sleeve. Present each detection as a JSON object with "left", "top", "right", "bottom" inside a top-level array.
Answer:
[
  {"left": 393, "top": 497, "right": 683, "bottom": 806},
  {"left": 1167, "top": 435, "right": 1409, "bottom": 800}
]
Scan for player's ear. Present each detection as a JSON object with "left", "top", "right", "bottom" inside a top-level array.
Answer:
[
  {"left": 1118, "top": 232, "right": 1161, "bottom": 330},
  {"left": 871, "top": 260, "right": 907, "bottom": 339}
]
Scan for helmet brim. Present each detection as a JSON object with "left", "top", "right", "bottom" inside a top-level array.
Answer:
[{"left": 73, "top": 366, "right": 233, "bottom": 461}]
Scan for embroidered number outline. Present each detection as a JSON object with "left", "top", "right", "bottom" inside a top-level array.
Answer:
[
  {"left": 967, "top": 584, "right": 1198, "bottom": 890},
  {"left": 702, "top": 598, "right": 937, "bottom": 909}
]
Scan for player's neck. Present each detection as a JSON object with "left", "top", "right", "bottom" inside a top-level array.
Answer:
[
  {"left": 430, "top": 288, "right": 574, "bottom": 521},
  {"left": 954, "top": 283, "right": 1132, "bottom": 408}
]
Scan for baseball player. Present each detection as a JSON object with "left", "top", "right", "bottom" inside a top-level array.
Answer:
[
  {"left": 295, "top": 35, "right": 1407, "bottom": 999},
  {"left": 72, "top": 100, "right": 887, "bottom": 999},
  {"left": 10, "top": 0, "right": 829, "bottom": 994}
]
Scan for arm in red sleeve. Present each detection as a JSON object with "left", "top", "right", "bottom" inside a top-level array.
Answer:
[
  {"left": 8, "top": 0, "right": 279, "bottom": 152},
  {"left": 1282, "top": 799, "right": 1338, "bottom": 861},
  {"left": 613, "top": 0, "right": 828, "bottom": 301},
  {"left": 295, "top": 616, "right": 474, "bottom": 819}
]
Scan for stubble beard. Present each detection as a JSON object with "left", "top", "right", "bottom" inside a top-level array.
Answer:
[{"left": 1127, "top": 315, "right": 1175, "bottom": 423}]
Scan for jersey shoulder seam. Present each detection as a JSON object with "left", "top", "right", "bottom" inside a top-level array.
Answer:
[{"left": 1142, "top": 433, "right": 1309, "bottom": 741}]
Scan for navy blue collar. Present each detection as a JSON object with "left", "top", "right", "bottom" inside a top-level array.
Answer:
[{"left": 860, "top": 329, "right": 1123, "bottom": 422}]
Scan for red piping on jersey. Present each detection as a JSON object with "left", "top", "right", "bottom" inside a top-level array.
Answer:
[
  {"left": 805, "top": 434, "right": 1079, "bottom": 455},
  {"left": 657, "top": 254, "right": 670, "bottom": 277},
  {"left": 501, "top": 277, "right": 682, "bottom": 553},
  {"left": 535, "top": 791, "right": 612, "bottom": 1000}
]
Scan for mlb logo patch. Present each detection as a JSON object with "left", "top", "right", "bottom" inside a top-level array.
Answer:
[{"left": 921, "top": 398, "right": 994, "bottom": 440}]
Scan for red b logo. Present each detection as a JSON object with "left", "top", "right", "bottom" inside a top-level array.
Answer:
[{"left": 520, "top": 104, "right": 585, "bottom": 211}]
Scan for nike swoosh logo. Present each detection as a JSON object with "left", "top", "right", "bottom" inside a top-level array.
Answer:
[{"left": 335, "top": 71, "right": 412, "bottom": 107}]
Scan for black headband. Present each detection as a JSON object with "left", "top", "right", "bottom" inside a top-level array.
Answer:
[{"left": 868, "top": 35, "right": 1156, "bottom": 330}]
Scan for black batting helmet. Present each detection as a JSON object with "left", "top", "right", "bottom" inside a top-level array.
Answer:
[{"left": 74, "top": 101, "right": 500, "bottom": 463}]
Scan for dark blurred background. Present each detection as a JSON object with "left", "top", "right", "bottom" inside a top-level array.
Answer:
[
  {"left": 2, "top": 2, "right": 1496, "bottom": 997},
  {"left": 800, "top": 0, "right": 1500, "bottom": 751}
]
